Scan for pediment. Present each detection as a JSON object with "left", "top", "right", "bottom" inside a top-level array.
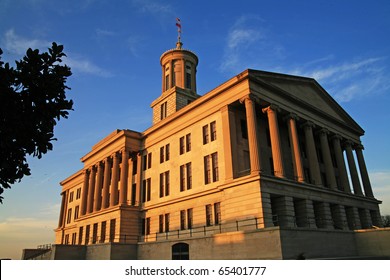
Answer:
[{"left": 248, "top": 70, "right": 364, "bottom": 135}]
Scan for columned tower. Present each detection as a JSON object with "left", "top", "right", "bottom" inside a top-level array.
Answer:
[{"left": 151, "top": 39, "right": 199, "bottom": 124}]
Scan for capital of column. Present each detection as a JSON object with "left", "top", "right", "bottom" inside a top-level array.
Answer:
[
  {"left": 355, "top": 143, "right": 364, "bottom": 151},
  {"left": 330, "top": 134, "right": 343, "bottom": 142},
  {"left": 343, "top": 139, "right": 356, "bottom": 149},
  {"left": 301, "top": 120, "right": 315, "bottom": 130},
  {"left": 262, "top": 104, "right": 280, "bottom": 114},
  {"left": 239, "top": 94, "right": 259, "bottom": 105},
  {"left": 283, "top": 112, "right": 299, "bottom": 122}
]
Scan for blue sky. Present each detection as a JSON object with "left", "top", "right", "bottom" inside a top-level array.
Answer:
[{"left": 1, "top": 0, "right": 389, "bottom": 259}]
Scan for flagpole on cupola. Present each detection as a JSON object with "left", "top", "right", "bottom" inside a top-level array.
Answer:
[{"left": 176, "top": 18, "right": 182, "bottom": 49}]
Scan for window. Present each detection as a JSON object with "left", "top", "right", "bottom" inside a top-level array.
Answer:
[
  {"left": 210, "top": 121, "right": 217, "bottom": 141},
  {"left": 74, "top": 205, "right": 79, "bottom": 220},
  {"left": 92, "top": 223, "right": 98, "bottom": 244},
  {"left": 186, "top": 134, "right": 191, "bottom": 152},
  {"left": 142, "top": 218, "right": 151, "bottom": 235},
  {"left": 165, "top": 65, "right": 170, "bottom": 91},
  {"left": 69, "top": 191, "right": 74, "bottom": 202},
  {"left": 159, "top": 214, "right": 170, "bottom": 233},
  {"left": 180, "top": 210, "right": 186, "bottom": 230},
  {"left": 172, "top": 243, "right": 189, "bottom": 260},
  {"left": 76, "top": 188, "right": 81, "bottom": 199},
  {"left": 64, "top": 234, "right": 69, "bottom": 245},
  {"left": 85, "top": 225, "right": 90, "bottom": 244},
  {"left": 206, "top": 204, "right": 213, "bottom": 226},
  {"left": 109, "top": 219, "right": 116, "bottom": 242},
  {"left": 180, "top": 163, "right": 192, "bottom": 191},
  {"left": 143, "top": 153, "right": 152, "bottom": 170},
  {"left": 101, "top": 221, "right": 106, "bottom": 243},
  {"left": 159, "top": 171, "right": 170, "bottom": 198},
  {"left": 78, "top": 227, "right": 83, "bottom": 245},
  {"left": 161, "top": 102, "right": 167, "bottom": 120},
  {"left": 67, "top": 208, "right": 72, "bottom": 224},
  {"left": 204, "top": 153, "right": 219, "bottom": 184},
  {"left": 160, "top": 144, "right": 170, "bottom": 163},
  {"left": 214, "top": 202, "right": 221, "bottom": 225},
  {"left": 180, "top": 134, "right": 191, "bottom": 154},
  {"left": 203, "top": 121, "right": 217, "bottom": 145},
  {"left": 203, "top": 125, "right": 209, "bottom": 144},
  {"left": 71, "top": 233, "right": 77, "bottom": 245},
  {"left": 185, "top": 63, "right": 192, "bottom": 89},
  {"left": 187, "top": 208, "right": 193, "bottom": 229},
  {"left": 206, "top": 203, "right": 221, "bottom": 226},
  {"left": 142, "top": 178, "right": 151, "bottom": 202}
]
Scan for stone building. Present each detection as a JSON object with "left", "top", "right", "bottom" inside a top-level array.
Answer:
[{"left": 26, "top": 39, "right": 388, "bottom": 260}]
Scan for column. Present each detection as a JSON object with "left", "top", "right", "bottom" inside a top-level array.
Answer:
[
  {"left": 86, "top": 166, "right": 96, "bottom": 214},
  {"left": 344, "top": 141, "right": 363, "bottom": 195},
  {"left": 119, "top": 149, "right": 129, "bottom": 205},
  {"left": 80, "top": 170, "right": 90, "bottom": 215},
  {"left": 110, "top": 152, "right": 120, "bottom": 206},
  {"left": 93, "top": 162, "right": 103, "bottom": 212},
  {"left": 101, "top": 158, "right": 112, "bottom": 209},
  {"left": 355, "top": 145, "right": 374, "bottom": 198},
  {"left": 221, "top": 105, "right": 238, "bottom": 180},
  {"left": 331, "top": 135, "right": 351, "bottom": 193},
  {"left": 260, "top": 192, "right": 274, "bottom": 228},
  {"left": 318, "top": 129, "right": 337, "bottom": 190},
  {"left": 262, "top": 105, "right": 285, "bottom": 178},
  {"left": 302, "top": 122, "right": 322, "bottom": 185},
  {"left": 240, "top": 95, "right": 261, "bottom": 175},
  {"left": 286, "top": 114, "right": 305, "bottom": 182},
  {"left": 58, "top": 192, "right": 67, "bottom": 227}
]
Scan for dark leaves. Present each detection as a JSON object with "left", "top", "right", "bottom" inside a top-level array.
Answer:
[{"left": 0, "top": 42, "right": 73, "bottom": 203}]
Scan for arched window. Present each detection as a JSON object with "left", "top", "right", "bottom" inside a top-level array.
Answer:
[{"left": 172, "top": 242, "right": 189, "bottom": 260}]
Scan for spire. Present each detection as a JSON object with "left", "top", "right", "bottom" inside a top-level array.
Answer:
[{"left": 176, "top": 18, "right": 182, "bottom": 49}]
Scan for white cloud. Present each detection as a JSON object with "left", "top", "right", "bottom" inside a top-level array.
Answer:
[
  {"left": 3, "top": 29, "right": 51, "bottom": 55},
  {"left": 2, "top": 29, "right": 112, "bottom": 77}
]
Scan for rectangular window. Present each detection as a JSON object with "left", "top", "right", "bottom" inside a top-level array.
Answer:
[
  {"left": 186, "top": 134, "right": 191, "bottom": 152},
  {"left": 65, "top": 234, "right": 69, "bottom": 245},
  {"left": 206, "top": 204, "right": 213, "bottom": 226},
  {"left": 180, "top": 210, "right": 186, "bottom": 230},
  {"left": 180, "top": 136, "right": 185, "bottom": 155},
  {"left": 67, "top": 208, "right": 72, "bottom": 224},
  {"left": 101, "top": 221, "right": 106, "bottom": 243},
  {"left": 160, "top": 146, "right": 165, "bottom": 163},
  {"left": 214, "top": 202, "right": 221, "bottom": 225},
  {"left": 159, "top": 214, "right": 164, "bottom": 233},
  {"left": 210, "top": 121, "right": 217, "bottom": 141},
  {"left": 165, "top": 144, "right": 170, "bottom": 161},
  {"left": 142, "top": 178, "right": 151, "bottom": 202},
  {"left": 186, "top": 72, "right": 191, "bottom": 89},
  {"left": 148, "top": 153, "right": 152, "bottom": 169},
  {"left": 212, "top": 152, "right": 219, "bottom": 182},
  {"left": 159, "top": 171, "right": 170, "bottom": 197},
  {"left": 78, "top": 227, "right": 83, "bottom": 245},
  {"left": 109, "top": 219, "right": 116, "bottom": 242},
  {"left": 186, "top": 162, "right": 192, "bottom": 190},
  {"left": 180, "top": 165, "right": 185, "bottom": 192},
  {"left": 92, "top": 223, "right": 98, "bottom": 244},
  {"left": 76, "top": 188, "right": 81, "bottom": 199},
  {"left": 142, "top": 155, "right": 147, "bottom": 171},
  {"left": 71, "top": 232, "right": 77, "bottom": 245},
  {"left": 146, "top": 217, "right": 150, "bottom": 235},
  {"left": 85, "top": 225, "right": 90, "bottom": 245},
  {"left": 204, "top": 155, "right": 211, "bottom": 184},
  {"left": 74, "top": 205, "right": 79, "bottom": 220},
  {"left": 165, "top": 213, "right": 170, "bottom": 232},
  {"left": 69, "top": 191, "right": 74, "bottom": 203},
  {"left": 160, "top": 101, "right": 167, "bottom": 120},
  {"left": 187, "top": 208, "right": 193, "bottom": 229},
  {"left": 203, "top": 125, "right": 209, "bottom": 145}
]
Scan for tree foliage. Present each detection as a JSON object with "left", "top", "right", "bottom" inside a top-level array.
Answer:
[
  {"left": 382, "top": 215, "right": 390, "bottom": 227},
  {"left": 0, "top": 43, "right": 73, "bottom": 203}
]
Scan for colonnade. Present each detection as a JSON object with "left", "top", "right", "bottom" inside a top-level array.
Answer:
[
  {"left": 241, "top": 94, "right": 374, "bottom": 198},
  {"left": 80, "top": 149, "right": 136, "bottom": 216}
]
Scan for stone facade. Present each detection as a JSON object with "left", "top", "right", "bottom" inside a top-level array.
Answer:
[{"left": 42, "top": 40, "right": 386, "bottom": 260}]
